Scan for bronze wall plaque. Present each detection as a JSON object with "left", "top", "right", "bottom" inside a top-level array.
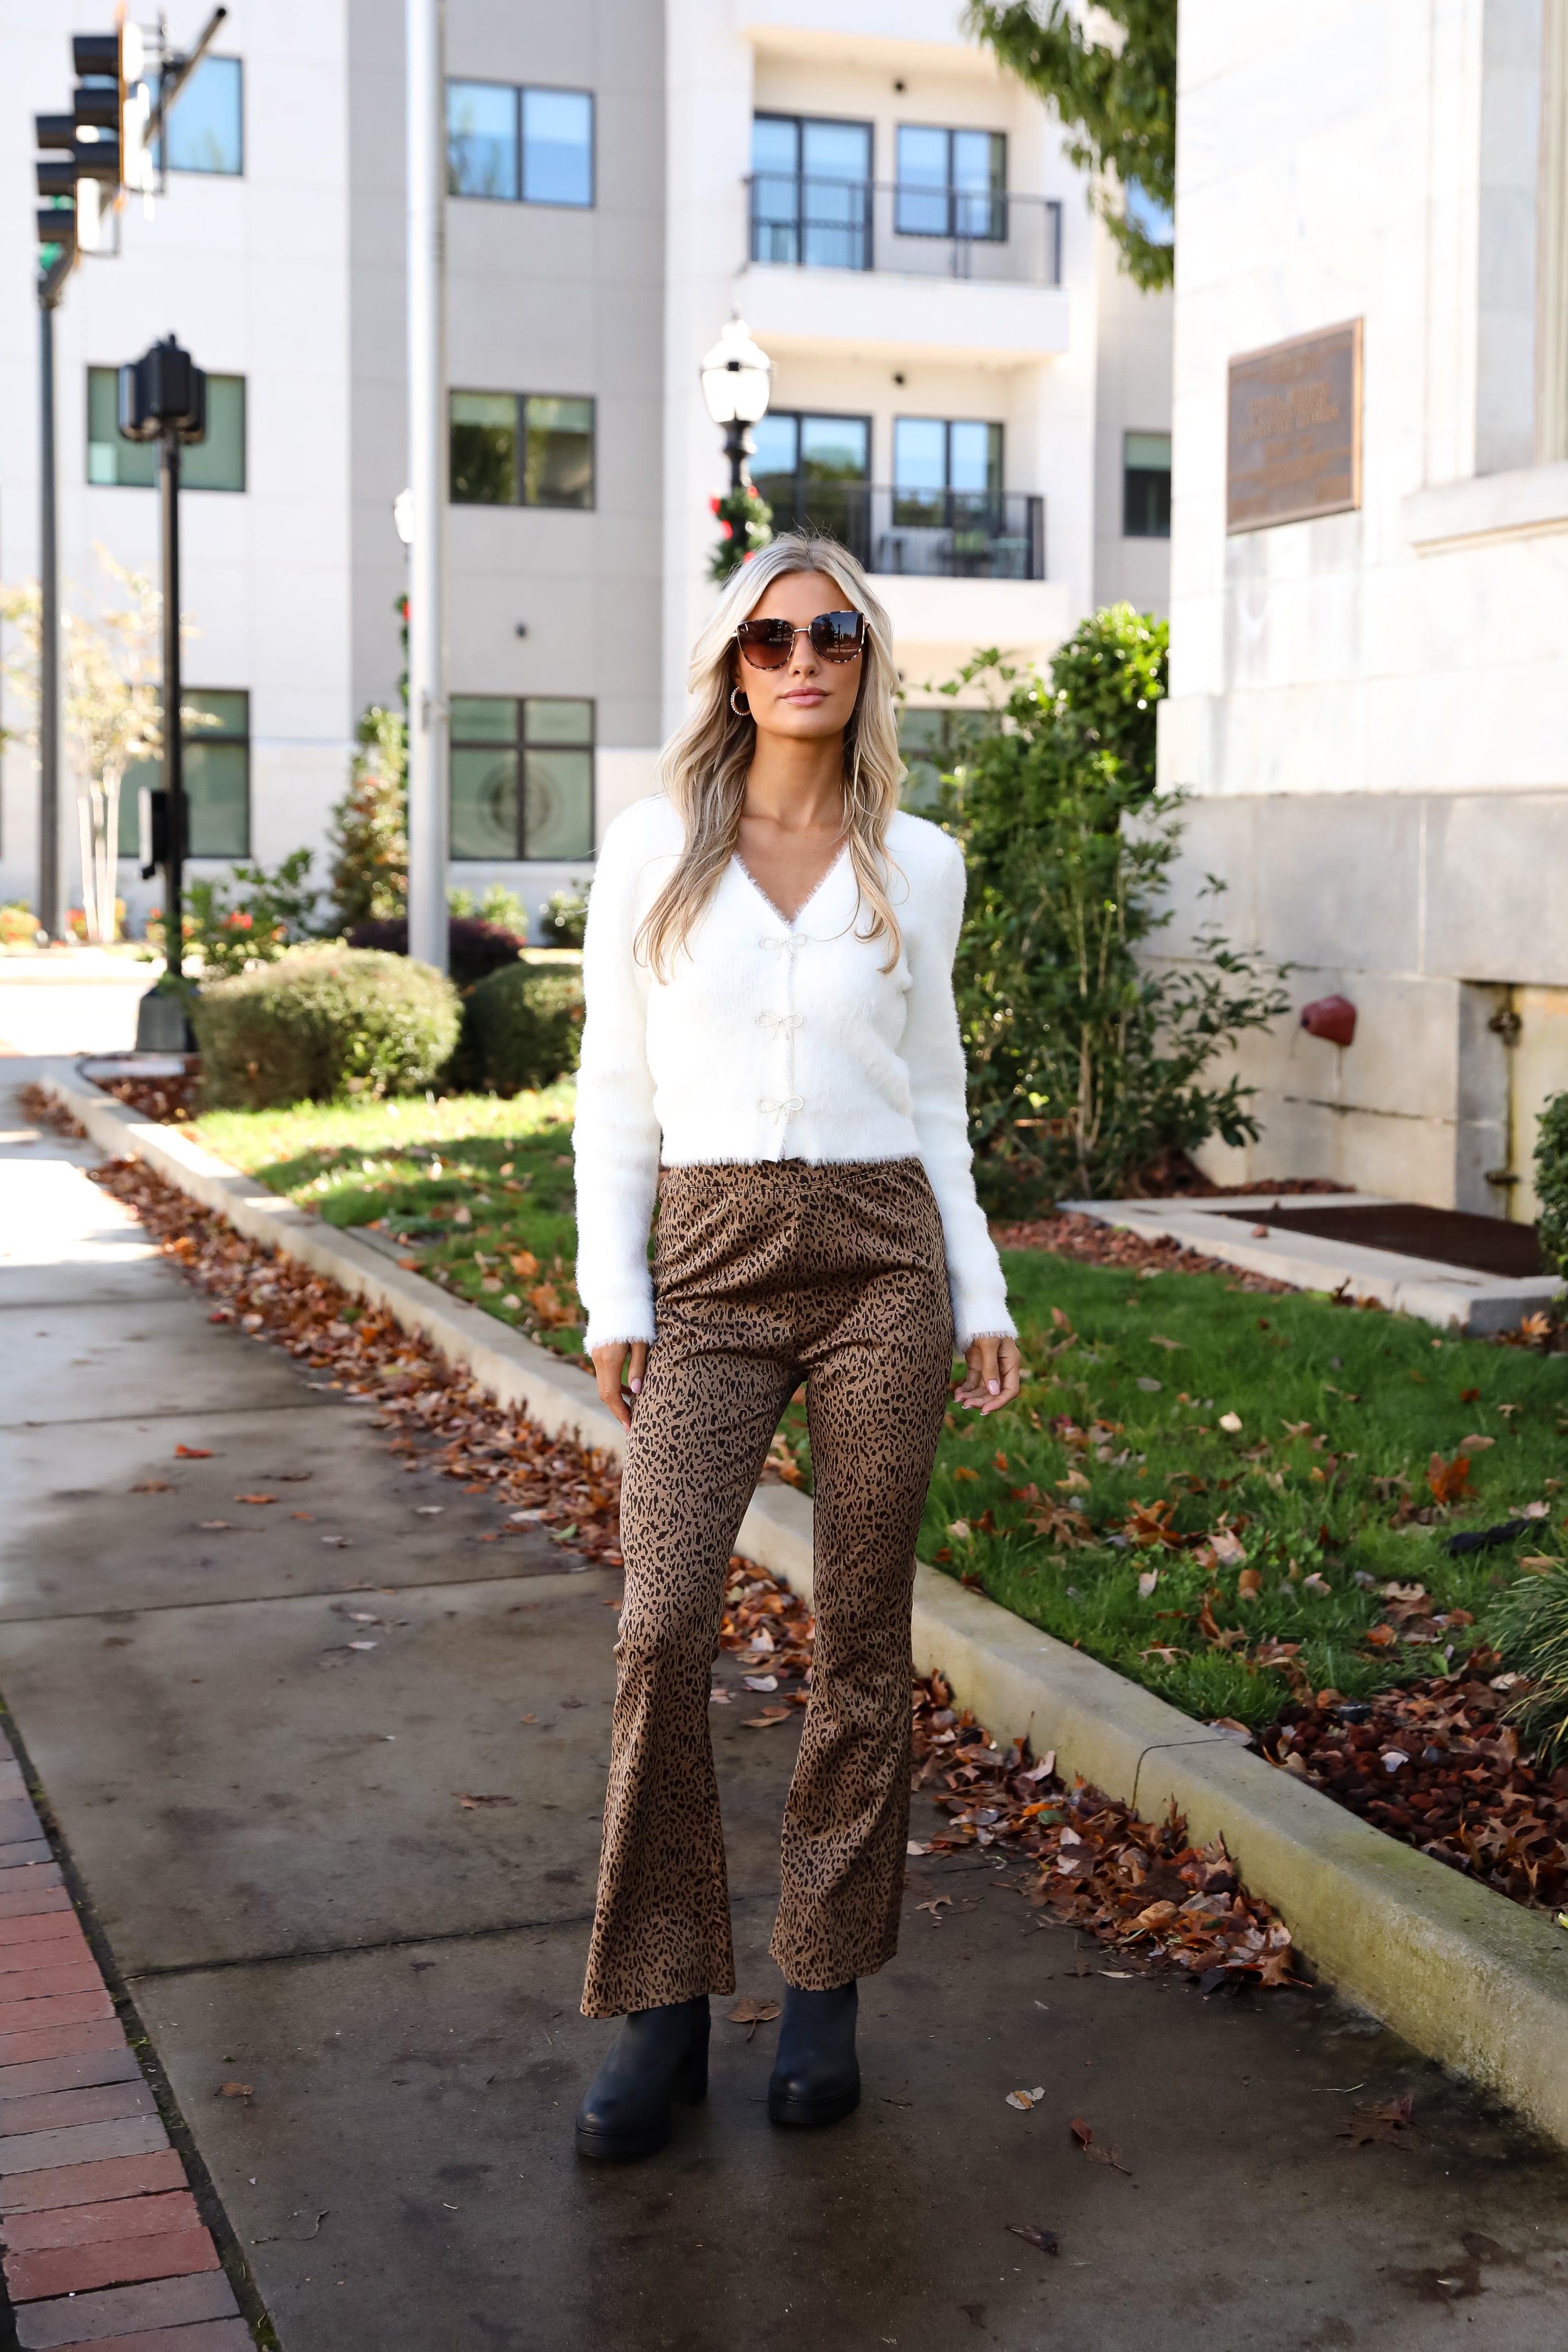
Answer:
[{"left": 1226, "top": 319, "right": 1362, "bottom": 533}]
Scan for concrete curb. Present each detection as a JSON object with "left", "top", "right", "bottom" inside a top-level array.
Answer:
[{"left": 42, "top": 1065, "right": 1568, "bottom": 2148}]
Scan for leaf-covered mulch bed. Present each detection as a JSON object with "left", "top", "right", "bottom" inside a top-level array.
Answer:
[
  {"left": 1255, "top": 1656, "right": 1568, "bottom": 1915},
  {"left": 990, "top": 1208, "right": 1295, "bottom": 1291},
  {"left": 100, "top": 1072, "right": 202, "bottom": 1123},
  {"left": 907, "top": 1672, "right": 1297, "bottom": 1987}
]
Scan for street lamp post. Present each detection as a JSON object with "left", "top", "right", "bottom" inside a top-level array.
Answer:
[
  {"left": 404, "top": 0, "right": 449, "bottom": 975},
  {"left": 119, "top": 334, "right": 206, "bottom": 1048},
  {"left": 699, "top": 316, "right": 773, "bottom": 492}
]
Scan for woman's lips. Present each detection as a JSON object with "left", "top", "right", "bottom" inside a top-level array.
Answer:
[{"left": 782, "top": 689, "right": 827, "bottom": 704}]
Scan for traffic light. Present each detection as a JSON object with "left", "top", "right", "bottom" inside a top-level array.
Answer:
[{"left": 32, "top": 24, "right": 154, "bottom": 265}]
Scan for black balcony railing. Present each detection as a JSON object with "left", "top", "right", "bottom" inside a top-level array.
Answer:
[
  {"left": 746, "top": 176, "right": 1062, "bottom": 284},
  {"left": 755, "top": 483, "right": 1046, "bottom": 581}
]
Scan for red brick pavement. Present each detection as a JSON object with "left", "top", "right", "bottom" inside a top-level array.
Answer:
[{"left": 0, "top": 1734, "right": 253, "bottom": 2347}]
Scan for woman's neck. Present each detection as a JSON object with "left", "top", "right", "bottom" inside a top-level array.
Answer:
[{"left": 742, "top": 731, "right": 846, "bottom": 833}]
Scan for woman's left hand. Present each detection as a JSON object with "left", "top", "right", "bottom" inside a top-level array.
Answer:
[{"left": 953, "top": 1334, "right": 1022, "bottom": 1416}]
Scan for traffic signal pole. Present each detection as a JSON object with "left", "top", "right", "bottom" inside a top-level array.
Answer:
[{"left": 37, "top": 276, "right": 65, "bottom": 940}]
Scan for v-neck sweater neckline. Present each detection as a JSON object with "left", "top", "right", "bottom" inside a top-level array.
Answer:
[{"left": 731, "top": 844, "right": 849, "bottom": 931}]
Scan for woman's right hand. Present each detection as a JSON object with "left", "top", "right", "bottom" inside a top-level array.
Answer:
[{"left": 592, "top": 1341, "right": 648, "bottom": 1431}]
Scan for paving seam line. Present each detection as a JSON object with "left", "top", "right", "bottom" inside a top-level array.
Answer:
[{"left": 38, "top": 1065, "right": 1568, "bottom": 2151}]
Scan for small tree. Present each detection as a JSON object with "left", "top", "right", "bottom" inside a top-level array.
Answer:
[
  {"left": 327, "top": 704, "right": 408, "bottom": 929},
  {"left": 965, "top": 0, "right": 1176, "bottom": 290},
  {"left": 939, "top": 608, "right": 1289, "bottom": 1206},
  {"left": 2, "top": 550, "right": 168, "bottom": 943}
]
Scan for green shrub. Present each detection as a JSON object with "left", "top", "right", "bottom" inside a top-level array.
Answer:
[
  {"left": 1536, "top": 1091, "right": 1568, "bottom": 1280},
  {"left": 464, "top": 960, "right": 584, "bottom": 1094},
  {"left": 1494, "top": 1564, "right": 1568, "bottom": 1767},
  {"left": 192, "top": 947, "right": 461, "bottom": 1109},
  {"left": 543, "top": 889, "right": 590, "bottom": 948},
  {"left": 937, "top": 607, "right": 1290, "bottom": 1208}
]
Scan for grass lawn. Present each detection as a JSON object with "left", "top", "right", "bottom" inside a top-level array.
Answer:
[
  {"left": 193, "top": 1085, "right": 586, "bottom": 1358},
  {"left": 192, "top": 1088, "right": 1568, "bottom": 1726}
]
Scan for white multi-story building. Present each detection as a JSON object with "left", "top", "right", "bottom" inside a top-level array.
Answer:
[
  {"left": 1160, "top": 0, "right": 1568, "bottom": 1222},
  {"left": 0, "top": 0, "right": 1170, "bottom": 937}
]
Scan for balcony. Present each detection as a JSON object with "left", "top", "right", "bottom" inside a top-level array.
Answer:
[
  {"left": 747, "top": 175, "right": 1062, "bottom": 285},
  {"left": 760, "top": 483, "right": 1045, "bottom": 581},
  {"left": 737, "top": 176, "right": 1069, "bottom": 362}
]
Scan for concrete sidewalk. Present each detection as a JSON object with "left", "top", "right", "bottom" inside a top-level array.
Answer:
[{"left": 2, "top": 1071, "right": 1567, "bottom": 2351}]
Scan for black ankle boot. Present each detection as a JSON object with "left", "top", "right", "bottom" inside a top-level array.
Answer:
[
  {"left": 574, "top": 1996, "right": 710, "bottom": 2161},
  {"left": 767, "top": 1981, "right": 859, "bottom": 2128}
]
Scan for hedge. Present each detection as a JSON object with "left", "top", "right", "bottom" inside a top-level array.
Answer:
[
  {"left": 463, "top": 960, "right": 584, "bottom": 1095},
  {"left": 191, "top": 947, "right": 462, "bottom": 1109},
  {"left": 345, "top": 915, "right": 522, "bottom": 990}
]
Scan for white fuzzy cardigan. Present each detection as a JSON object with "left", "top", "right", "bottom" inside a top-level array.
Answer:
[{"left": 571, "top": 794, "right": 1016, "bottom": 1353}]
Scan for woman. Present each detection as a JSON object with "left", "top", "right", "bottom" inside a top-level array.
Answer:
[{"left": 573, "top": 533, "right": 1021, "bottom": 2161}]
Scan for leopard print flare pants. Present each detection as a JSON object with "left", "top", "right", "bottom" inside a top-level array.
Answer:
[{"left": 580, "top": 1159, "right": 954, "bottom": 2019}]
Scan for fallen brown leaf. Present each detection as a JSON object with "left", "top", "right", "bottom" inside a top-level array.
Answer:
[
  {"left": 1007, "top": 2224, "right": 1060, "bottom": 2256},
  {"left": 174, "top": 1445, "right": 212, "bottom": 1459},
  {"left": 727, "top": 1997, "right": 782, "bottom": 2039},
  {"left": 456, "top": 1793, "right": 514, "bottom": 1809},
  {"left": 218, "top": 2082, "right": 254, "bottom": 2099},
  {"left": 129, "top": 1481, "right": 172, "bottom": 1493},
  {"left": 1069, "top": 2116, "right": 1132, "bottom": 2174},
  {"left": 235, "top": 1494, "right": 276, "bottom": 1506},
  {"left": 743, "top": 1707, "right": 791, "bottom": 1728}
]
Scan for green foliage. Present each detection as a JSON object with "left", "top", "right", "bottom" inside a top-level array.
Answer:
[
  {"left": 939, "top": 607, "right": 1289, "bottom": 1207},
  {"left": 966, "top": 0, "right": 1175, "bottom": 289},
  {"left": 542, "top": 889, "right": 590, "bottom": 947},
  {"left": 448, "top": 880, "right": 530, "bottom": 932},
  {"left": 328, "top": 706, "right": 408, "bottom": 929},
  {"left": 710, "top": 483, "right": 774, "bottom": 584},
  {"left": 1495, "top": 1565, "right": 1568, "bottom": 1767},
  {"left": 187, "top": 850, "right": 320, "bottom": 979},
  {"left": 464, "top": 961, "right": 585, "bottom": 1094},
  {"left": 1535, "top": 1091, "right": 1568, "bottom": 1281},
  {"left": 192, "top": 946, "right": 461, "bottom": 1110}
]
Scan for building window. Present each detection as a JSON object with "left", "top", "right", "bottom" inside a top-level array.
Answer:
[
  {"left": 450, "top": 697, "right": 594, "bottom": 862},
  {"left": 751, "top": 411, "right": 871, "bottom": 563},
  {"left": 446, "top": 82, "right": 593, "bottom": 206},
  {"left": 117, "top": 691, "right": 251, "bottom": 860},
  {"left": 895, "top": 126, "right": 1005, "bottom": 240},
  {"left": 1123, "top": 432, "right": 1172, "bottom": 537},
  {"left": 751, "top": 115, "right": 873, "bottom": 270},
  {"left": 87, "top": 368, "right": 246, "bottom": 491},
  {"left": 155, "top": 54, "right": 243, "bottom": 174},
  {"left": 450, "top": 393, "right": 594, "bottom": 508},
  {"left": 893, "top": 417, "right": 1002, "bottom": 514}
]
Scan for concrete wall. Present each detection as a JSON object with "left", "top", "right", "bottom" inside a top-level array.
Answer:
[{"left": 1159, "top": 0, "right": 1568, "bottom": 1207}]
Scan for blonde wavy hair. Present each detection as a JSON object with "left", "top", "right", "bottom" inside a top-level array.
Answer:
[{"left": 636, "top": 532, "right": 905, "bottom": 978}]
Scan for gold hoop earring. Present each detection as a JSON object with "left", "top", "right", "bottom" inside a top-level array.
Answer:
[{"left": 730, "top": 687, "right": 750, "bottom": 717}]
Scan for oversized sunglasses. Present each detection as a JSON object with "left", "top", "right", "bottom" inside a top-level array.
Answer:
[{"left": 734, "top": 609, "right": 866, "bottom": 669}]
